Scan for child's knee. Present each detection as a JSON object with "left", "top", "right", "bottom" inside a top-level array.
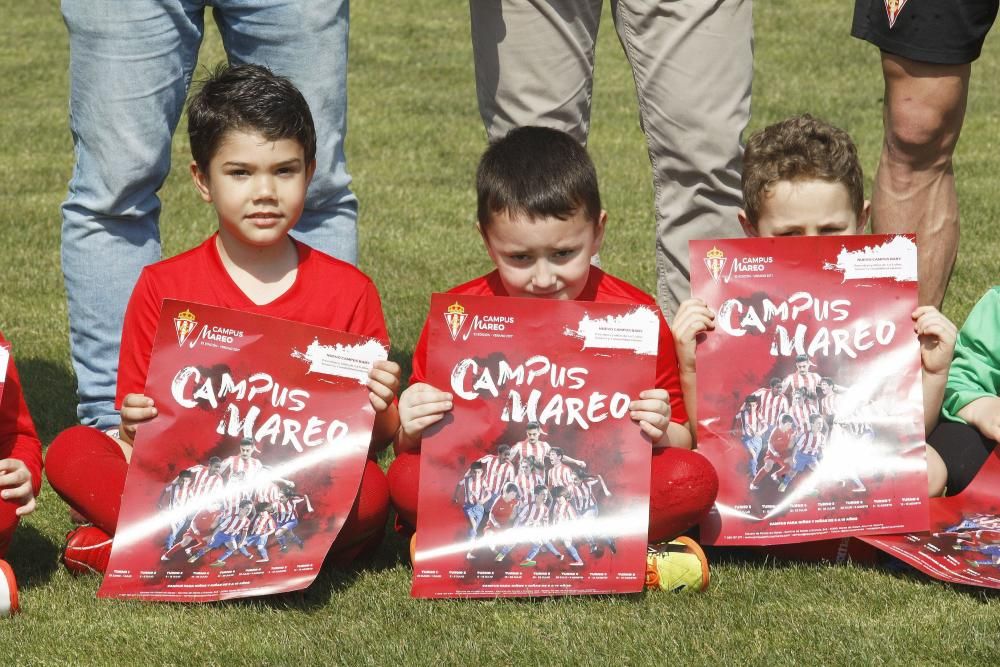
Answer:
[
  {"left": 648, "top": 448, "right": 719, "bottom": 543},
  {"left": 387, "top": 450, "right": 421, "bottom": 527}
]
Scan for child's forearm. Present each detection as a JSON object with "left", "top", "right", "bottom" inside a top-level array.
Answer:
[
  {"left": 371, "top": 404, "right": 400, "bottom": 452},
  {"left": 658, "top": 421, "right": 693, "bottom": 450},
  {"left": 679, "top": 369, "right": 698, "bottom": 445},
  {"left": 394, "top": 425, "right": 422, "bottom": 454},
  {"left": 922, "top": 369, "right": 947, "bottom": 436}
]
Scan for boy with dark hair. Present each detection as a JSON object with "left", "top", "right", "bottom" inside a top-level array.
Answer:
[
  {"left": 672, "top": 114, "right": 956, "bottom": 500},
  {"left": 46, "top": 64, "right": 400, "bottom": 574},
  {"left": 387, "top": 126, "right": 719, "bottom": 550}
]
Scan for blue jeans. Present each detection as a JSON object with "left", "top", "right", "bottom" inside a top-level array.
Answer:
[{"left": 61, "top": 0, "right": 356, "bottom": 428}]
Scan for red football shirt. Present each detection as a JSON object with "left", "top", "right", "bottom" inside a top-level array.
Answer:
[
  {"left": 0, "top": 333, "right": 42, "bottom": 496},
  {"left": 409, "top": 268, "right": 688, "bottom": 424},
  {"left": 116, "top": 234, "right": 389, "bottom": 405}
]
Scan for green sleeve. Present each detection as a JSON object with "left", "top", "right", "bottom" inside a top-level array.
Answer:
[{"left": 942, "top": 287, "right": 1000, "bottom": 422}]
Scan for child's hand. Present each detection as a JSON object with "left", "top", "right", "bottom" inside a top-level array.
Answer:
[
  {"left": 367, "top": 360, "right": 401, "bottom": 413},
  {"left": 958, "top": 396, "right": 1000, "bottom": 442},
  {"left": 672, "top": 298, "right": 715, "bottom": 373},
  {"left": 120, "top": 393, "right": 157, "bottom": 445},
  {"left": 629, "top": 389, "right": 671, "bottom": 446},
  {"left": 397, "top": 383, "right": 453, "bottom": 450},
  {"left": 0, "top": 458, "right": 36, "bottom": 516},
  {"left": 913, "top": 306, "right": 957, "bottom": 376}
]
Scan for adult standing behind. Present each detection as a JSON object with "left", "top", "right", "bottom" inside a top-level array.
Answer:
[
  {"left": 61, "top": 0, "right": 357, "bottom": 429},
  {"left": 852, "top": 1, "right": 997, "bottom": 308},
  {"left": 469, "top": 0, "right": 753, "bottom": 321}
]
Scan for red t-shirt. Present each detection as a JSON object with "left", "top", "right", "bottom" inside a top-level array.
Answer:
[
  {"left": 0, "top": 333, "right": 42, "bottom": 496},
  {"left": 410, "top": 268, "right": 688, "bottom": 425},
  {"left": 116, "top": 234, "right": 389, "bottom": 405}
]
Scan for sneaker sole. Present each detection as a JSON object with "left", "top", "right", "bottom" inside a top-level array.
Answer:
[{"left": 0, "top": 560, "right": 18, "bottom": 616}]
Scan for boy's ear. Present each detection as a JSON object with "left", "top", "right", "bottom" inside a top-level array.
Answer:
[
  {"left": 858, "top": 200, "right": 872, "bottom": 233},
  {"left": 592, "top": 210, "right": 608, "bottom": 253},
  {"left": 738, "top": 209, "right": 759, "bottom": 237},
  {"left": 305, "top": 159, "right": 317, "bottom": 185},
  {"left": 190, "top": 161, "right": 213, "bottom": 203}
]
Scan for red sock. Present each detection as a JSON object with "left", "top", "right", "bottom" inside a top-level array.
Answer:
[
  {"left": 648, "top": 448, "right": 719, "bottom": 543},
  {"left": 45, "top": 425, "right": 127, "bottom": 535}
]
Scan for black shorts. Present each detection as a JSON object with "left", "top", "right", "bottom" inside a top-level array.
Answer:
[
  {"left": 852, "top": 0, "right": 998, "bottom": 64},
  {"left": 927, "top": 421, "right": 997, "bottom": 495}
]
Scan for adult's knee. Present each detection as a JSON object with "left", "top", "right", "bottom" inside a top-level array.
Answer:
[{"left": 882, "top": 57, "right": 969, "bottom": 169}]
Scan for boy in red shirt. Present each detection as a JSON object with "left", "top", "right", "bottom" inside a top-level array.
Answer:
[
  {"left": 387, "top": 126, "right": 719, "bottom": 547},
  {"left": 46, "top": 64, "right": 401, "bottom": 573},
  {"left": 672, "top": 115, "right": 957, "bottom": 562},
  {"left": 0, "top": 335, "right": 43, "bottom": 614}
]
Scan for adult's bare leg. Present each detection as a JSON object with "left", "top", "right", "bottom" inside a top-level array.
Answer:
[{"left": 873, "top": 53, "right": 970, "bottom": 308}]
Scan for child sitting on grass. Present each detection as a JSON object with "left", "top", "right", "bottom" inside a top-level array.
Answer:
[
  {"left": 672, "top": 114, "right": 956, "bottom": 498},
  {"left": 387, "top": 126, "right": 719, "bottom": 548},
  {"left": 930, "top": 286, "right": 1000, "bottom": 494},
  {"left": 0, "top": 334, "right": 43, "bottom": 614},
  {"left": 45, "top": 64, "right": 401, "bottom": 574}
]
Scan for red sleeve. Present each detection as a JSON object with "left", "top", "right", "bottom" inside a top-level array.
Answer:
[
  {"left": 347, "top": 281, "right": 390, "bottom": 343},
  {"left": 0, "top": 337, "right": 43, "bottom": 496},
  {"left": 655, "top": 311, "right": 688, "bottom": 425},
  {"left": 116, "top": 268, "right": 164, "bottom": 407},
  {"left": 409, "top": 318, "right": 433, "bottom": 386}
]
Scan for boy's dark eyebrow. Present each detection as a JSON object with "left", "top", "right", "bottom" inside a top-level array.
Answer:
[{"left": 221, "top": 158, "right": 303, "bottom": 168}]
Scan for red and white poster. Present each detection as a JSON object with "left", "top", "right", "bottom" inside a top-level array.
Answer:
[
  {"left": 98, "top": 300, "right": 386, "bottom": 601},
  {"left": 863, "top": 452, "right": 1000, "bottom": 589},
  {"left": 690, "top": 235, "right": 929, "bottom": 545},
  {"left": 411, "top": 294, "right": 656, "bottom": 598}
]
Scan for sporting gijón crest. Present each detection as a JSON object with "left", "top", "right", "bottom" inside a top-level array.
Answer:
[{"left": 885, "top": 0, "right": 909, "bottom": 28}]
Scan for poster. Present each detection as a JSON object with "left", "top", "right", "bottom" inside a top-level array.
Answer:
[
  {"left": 690, "top": 235, "right": 928, "bottom": 545},
  {"left": 98, "top": 300, "right": 386, "bottom": 601},
  {"left": 411, "top": 294, "right": 657, "bottom": 598},
  {"left": 863, "top": 452, "right": 1000, "bottom": 589}
]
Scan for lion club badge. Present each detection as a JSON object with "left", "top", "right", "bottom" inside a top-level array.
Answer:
[
  {"left": 704, "top": 246, "right": 727, "bottom": 284},
  {"left": 173, "top": 308, "right": 197, "bottom": 346},
  {"left": 884, "top": 0, "right": 909, "bottom": 28},
  {"left": 444, "top": 301, "right": 468, "bottom": 341}
]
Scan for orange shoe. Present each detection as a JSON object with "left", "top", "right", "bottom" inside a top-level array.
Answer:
[{"left": 645, "top": 536, "right": 710, "bottom": 593}]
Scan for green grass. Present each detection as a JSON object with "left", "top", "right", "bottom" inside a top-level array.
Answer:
[{"left": 2, "top": 0, "right": 1000, "bottom": 663}]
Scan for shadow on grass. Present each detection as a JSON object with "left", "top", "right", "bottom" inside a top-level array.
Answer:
[
  {"left": 6, "top": 523, "right": 61, "bottom": 589},
  {"left": 17, "top": 357, "right": 78, "bottom": 445}
]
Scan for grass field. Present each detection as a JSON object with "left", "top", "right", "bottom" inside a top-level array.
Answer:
[{"left": 2, "top": 0, "right": 1000, "bottom": 663}]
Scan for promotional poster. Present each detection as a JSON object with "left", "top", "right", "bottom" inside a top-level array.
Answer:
[
  {"left": 411, "top": 294, "right": 657, "bottom": 598},
  {"left": 690, "top": 235, "right": 928, "bottom": 545},
  {"left": 98, "top": 300, "right": 386, "bottom": 602},
  {"left": 863, "top": 452, "right": 1000, "bottom": 589}
]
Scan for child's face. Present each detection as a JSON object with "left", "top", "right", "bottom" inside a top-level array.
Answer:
[
  {"left": 479, "top": 208, "right": 606, "bottom": 300},
  {"left": 191, "top": 130, "right": 315, "bottom": 250},
  {"left": 740, "top": 179, "right": 869, "bottom": 238}
]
